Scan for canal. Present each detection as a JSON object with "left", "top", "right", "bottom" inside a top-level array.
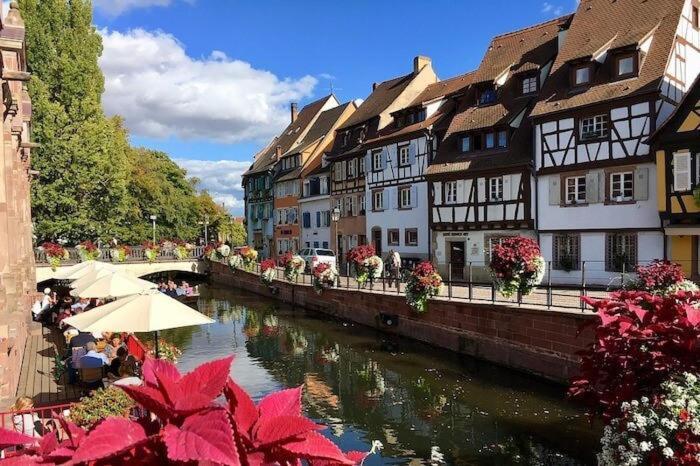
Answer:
[{"left": 151, "top": 285, "right": 599, "bottom": 465}]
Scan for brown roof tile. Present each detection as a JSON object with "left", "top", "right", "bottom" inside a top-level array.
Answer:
[
  {"left": 284, "top": 102, "right": 356, "bottom": 156},
  {"left": 338, "top": 73, "right": 416, "bottom": 130},
  {"left": 407, "top": 71, "right": 475, "bottom": 107}
]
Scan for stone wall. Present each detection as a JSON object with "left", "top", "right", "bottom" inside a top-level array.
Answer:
[
  {"left": 0, "top": 4, "right": 36, "bottom": 408},
  {"left": 209, "top": 261, "right": 595, "bottom": 383}
]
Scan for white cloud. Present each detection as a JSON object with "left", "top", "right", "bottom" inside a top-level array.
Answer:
[
  {"left": 318, "top": 73, "right": 335, "bottom": 80},
  {"left": 99, "top": 28, "right": 318, "bottom": 143},
  {"left": 93, "top": 0, "right": 184, "bottom": 16},
  {"left": 175, "top": 158, "right": 251, "bottom": 214},
  {"left": 541, "top": 2, "right": 564, "bottom": 15}
]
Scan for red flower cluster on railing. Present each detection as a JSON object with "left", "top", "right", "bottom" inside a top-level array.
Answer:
[
  {"left": 42, "top": 242, "right": 67, "bottom": 259},
  {"left": 489, "top": 236, "right": 545, "bottom": 297},
  {"left": 633, "top": 260, "right": 686, "bottom": 292},
  {"left": 260, "top": 258, "right": 276, "bottom": 273},
  {"left": 570, "top": 290, "right": 700, "bottom": 420},
  {"left": 405, "top": 261, "right": 443, "bottom": 313},
  {"left": 78, "top": 240, "right": 98, "bottom": 252},
  {"left": 346, "top": 244, "right": 375, "bottom": 266},
  {"left": 278, "top": 251, "right": 293, "bottom": 268},
  {"left": 260, "top": 258, "right": 277, "bottom": 286}
]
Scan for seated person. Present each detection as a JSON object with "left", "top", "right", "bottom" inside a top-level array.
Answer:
[
  {"left": 82, "top": 341, "right": 108, "bottom": 366},
  {"left": 103, "top": 336, "right": 123, "bottom": 360},
  {"left": 69, "top": 331, "right": 96, "bottom": 349},
  {"left": 112, "top": 355, "right": 141, "bottom": 386},
  {"left": 12, "top": 397, "right": 42, "bottom": 437},
  {"left": 56, "top": 305, "right": 72, "bottom": 329},
  {"left": 107, "top": 346, "right": 128, "bottom": 378}
]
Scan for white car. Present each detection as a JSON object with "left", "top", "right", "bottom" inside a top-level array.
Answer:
[{"left": 298, "top": 248, "right": 337, "bottom": 272}]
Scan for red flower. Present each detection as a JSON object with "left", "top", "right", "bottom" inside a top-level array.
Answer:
[
  {"left": 279, "top": 251, "right": 294, "bottom": 267},
  {"left": 634, "top": 260, "right": 686, "bottom": 291},
  {"left": 680, "top": 409, "right": 691, "bottom": 423},
  {"left": 346, "top": 245, "right": 375, "bottom": 265},
  {"left": 260, "top": 259, "right": 276, "bottom": 273},
  {"left": 78, "top": 240, "right": 98, "bottom": 252}
]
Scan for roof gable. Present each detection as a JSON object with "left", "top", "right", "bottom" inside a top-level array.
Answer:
[{"left": 648, "top": 74, "right": 700, "bottom": 144}]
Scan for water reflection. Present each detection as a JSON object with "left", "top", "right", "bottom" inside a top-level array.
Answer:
[{"left": 153, "top": 286, "right": 598, "bottom": 465}]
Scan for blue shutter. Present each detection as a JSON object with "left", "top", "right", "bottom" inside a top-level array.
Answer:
[
  {"left": 316, "top": 211, "right": 321, "bottom": 227},
  {"left": 408, "top": 140, "right": 417, "bottom": 166},
  {"left": 302, "top": 212, "right": 310, "bottom": 228}
]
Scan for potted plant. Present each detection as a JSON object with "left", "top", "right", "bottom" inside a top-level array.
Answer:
[
  {"left": 42, "top": 242, "right": 69, "bottom": 271},
  {"left": 145, "top": 338, "right": 182, "bottom": 363},
  {"left": 110, "top": 244, "right": 131, "bottom": 263},
  {"left": 68, "top": 387, "right": 136, "bottom": 428},
  {"left": 76, "top": 240, "right": 101, "bottom": 262},
  {"left": 625, "top": 259, "right": 699, "bottom": 295},
  {"left": 489, "top": 236, "right": 545, "bottom": 298},
  {"left": 280, "top": 251, "right": 305, "bottom": 282},
  {"left": 173, "top": 240, "right": 192, "bottom": 260},
  {"left": 240, "top": 246, "right": 258, "bottom": 270},
  {"left": 228, "top": 252, "right": 243, "bottom": 271},
  {"left": 405, "top": 261, "right": 443, "bottom": 313},
  {"left": 142, "top": 241, "right": 160, "bottom": 263},
  {"left": 260, "top": 258, "right": 276, "bottom": 286},
  {"left": 346, "top": 245, "right": 382, "bottom": 286},
  {"left": 312, "top": 262, "right": 338, "bottom": 293}
]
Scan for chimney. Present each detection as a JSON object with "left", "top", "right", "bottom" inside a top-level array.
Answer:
[
  {"left": 275, "top": 145, "right": 282, "bottom": 158},
  {"left": 290, "top": 102, "right": 298, "bottom": 123},
  {"left": 413, "top": 55, "right": 432, "bottom": 74},
  {"left": 372, "top": 82, "right": 378, "bottom": 91}
]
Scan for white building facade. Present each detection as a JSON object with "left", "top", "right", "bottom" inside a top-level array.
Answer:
[{"left": 299, "top": 170, "right": 332, "bottom": 250}]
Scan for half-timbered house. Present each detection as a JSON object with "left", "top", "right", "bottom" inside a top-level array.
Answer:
[
  {"left": 648, "top": 75, "right": 700, "bottom": 278},
  {"left": 531, "top": 0, "right": 700, "bottom": 285},
  {"left": 362, "top": 72, "right": 473, "bottom": 264},
  {"left": 326, "top": 56, "right": 437, "bottom": 265},
  {"left": 426, "top": 17, "right": 567, "bottom": 281}
]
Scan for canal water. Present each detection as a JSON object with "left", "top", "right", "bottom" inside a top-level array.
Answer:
[{"left": 152, "top": 286, "right": 599, "bottom": 465}]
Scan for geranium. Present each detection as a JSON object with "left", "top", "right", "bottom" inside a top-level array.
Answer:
[
  {"left": 599, "top": 373, "right": 700, "bottom": 465},
  {"left": 627, "top": 260, "right": 699, "bottom": 296},
  {"left": 260, "top": 258, "right": 277, "bottom": 286},
  {"left": 145, "top": 339, "right": 182, "bottom": 363},
  {"left": 489, "top": 236, "right": 545, "bottom": 298},
  {"left": 203, "top": 242, "right": 223, "bottom": 261},
  {"left": 76, "top": 240, "right": 101, "bottom": 262},
  {"left": 240, "top": 246, "right": 258, "bottom": 270},
  {"left": 570, "top": 291, "right": 700, "bottom": 420},
  {"left": 313, "top": 262, "right": 338, "bottom": 293},
  {"left": 142, "top": 241, "right": 160, "bottom": 263},
  {"left": 0, "top": 357, "right": 374, "bottom": 465},
  {"left": 42, "top": 242, "right": 69, "bottom": 270},
  {"left": 228, "top": 253, "right": 243, "bottom": 271},
  {"left": 280, "top": 252, "right": 305, "bottom": 282},
  {"left": 217, "top": 244, "right": 231, "bottom": 258},
  {"left": 172, "top": 240, "right": 193, "bottom": 260},
  {"left": 110, "top": 245, "right": 131, "bottom": 263},
  {"left": 405, "top": 261, "right": 443, "bottom": 313},
  {"left": 346, "top": 245, "right": 378, "bottom": 286}
]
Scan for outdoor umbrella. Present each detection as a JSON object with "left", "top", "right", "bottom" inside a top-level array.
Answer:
[
  {"left": 70, "top": 271, "right": 157, "bottom": 299},
  {"left": 62, "top": 289, "right": 214, "bottom": 357},
  {"left": 54, "top": 260, "right": 116, "bottom": 281},
  {"left": 69, "top": 268, "right": 116, "bottom": 290}
]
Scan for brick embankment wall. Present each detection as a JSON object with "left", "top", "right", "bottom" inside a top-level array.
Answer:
[{"left": 209, "top": 262, "right": 595, "bottom": 383}]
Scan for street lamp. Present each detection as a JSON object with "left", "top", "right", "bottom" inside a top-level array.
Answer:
[
  {"left": 149, "top": 215, "right": 157, "bottom": 244},
  {"left": 198, "top": 215, "right": 210, "bottom": 244},
  {"left": 331, "top": 207, "right": 341, "bottom": 257}
]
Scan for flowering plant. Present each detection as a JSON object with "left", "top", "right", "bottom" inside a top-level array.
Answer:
[
  {"left": 489, "top": 236, "right": 545, "bottom": 298},
  {"left": 76, "top": 240, "right": 101, "bottom": 262},
  {"left": 42, "top": 242, "right": 70, "bottom": 270},
  {"left": 228, "top": 252, "right": 243, "bottom": 271},
  {"left": 347, "top": 245, "right": 380, "bottom": 286},
  {"left": 240, "top": 246, "right": 258, "bottom": 270},
  {"left": 599, "top": 373, "right": 700, "bottom": 466},
  {"left": 570, "top": 291, "right": 700, "bottom": 420},
  {"left": 203, "top": 241, "right": 223, "bottom": 261},
  {"left": 262, "top": 314, "right": 279, "bottom": 336},
  {"left": 0, "top": 357, "right": 374, "bottom": 465},
  {"left": 172, "top": 240, "right": 193, "bottom": 260},
  {"left": 313, "top": 262, "right": 338, "bottom": 293},
  {"left": 405, "top": 261, "right": 443, "bottom": 313},
  {"left": 280, "top": 252, "right": 305, "bottom": 281},
  {"left": 141, "top": 241, "right": 159, "bottom": 263},
  {"left": 626, "top": 260, "right": 699, "bottom": 296},
  {"left": 145, "top": 338, "right": 182, "bottom": 363},
  {"left": 69, "top": 387, "right": 135, "bottom": 429},
  {"left": 260, "top": 258, "right": 277, "bottom": 286},
  {"left": 110, "top": 245, "right": 131, "bottom": 263},
  {"left": 217, "top": 243, "right": 231, "bottom": 258}
]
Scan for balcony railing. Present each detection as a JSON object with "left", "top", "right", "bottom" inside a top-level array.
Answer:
[{"left": 34, "top": 245, "right": 206, "bottom": 265}]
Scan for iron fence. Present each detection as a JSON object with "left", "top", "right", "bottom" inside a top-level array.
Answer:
[{"left": 34, "top": 245, "right": 206, "bottom": 265}]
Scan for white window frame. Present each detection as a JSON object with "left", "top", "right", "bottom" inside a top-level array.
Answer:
[
  {"left": 617, "top": 56, "right": 634, "bottom": 76},
  {"left": 399, "top": 186, "right": 411, "bottom": 208},
  {"left": 610, "top": 172, "right": 634, "bottom": 201},
  {"left": 373, "top": 190, "right": 384, "bottom": 211},
  {"left": 575, "top": 66, "right": 590, "bottom": 85},
  {"left": 522, "top": 76, "right": 537, "bottom": 94},
  {"left": 565, "top": 176, "right": 587, "bottom": 204},
  {"left": 445, "top": 181, "right": 458, "bottom": 204},
  {"left": 489, "top": 177, "right": 503, "bottom": 202},
  {"left": 347, "top": 159, "right": 355, "bottom": 178},
  {"left": 398, "top": 145, "right": 410, "bottom": 166},
  {"left": 372, "top": 150, "right": 382, "bottom": 171},
  {"left": 580, "top": 114, "right": 608, "bottom": 140}
]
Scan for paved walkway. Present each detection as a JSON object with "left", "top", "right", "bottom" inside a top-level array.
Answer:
[{"left": 16, "top": 326, "right": 81, "bottom": 407}]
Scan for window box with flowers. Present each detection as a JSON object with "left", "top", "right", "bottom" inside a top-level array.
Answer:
[
  {"left": 405, "top": 261, "right": 443, "bottom": 313},
  {"left": 489, "top": 236, "right": 545, "bottom": 298}
]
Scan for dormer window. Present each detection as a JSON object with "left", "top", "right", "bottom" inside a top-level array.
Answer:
[
  {"left": 341, "top": 132, "right": 349, "bottom": 147},
  {"left": 478, "top": 88, "right": 497, "bottom": 105},
  {"left": 460, "top": 135, "right": 471, "bottom": 153},
  {"left": 614, "top": 53, "right": 637, "bottom": 78},
  {"left": 521, "top": 75, "right": 537, "bottom": 95},
  {"left": 573, "top": 64, "right": 591, "bottom": 86}
]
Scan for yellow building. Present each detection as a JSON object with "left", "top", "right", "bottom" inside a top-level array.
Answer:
[{"left": 650, "top": 76, "right": 700, "bottom": 278}]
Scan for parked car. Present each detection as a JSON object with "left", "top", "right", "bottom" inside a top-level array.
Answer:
[{"left": 298, "top": 248, "right": 336, "bottom": 272}]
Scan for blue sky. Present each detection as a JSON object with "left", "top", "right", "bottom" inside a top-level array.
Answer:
[{"left": 90, "top": 0, "right": 577, "bottom": 213}]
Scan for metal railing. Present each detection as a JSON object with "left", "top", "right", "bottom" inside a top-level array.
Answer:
[
  {"left": 0, "top": 403, "right": 72, "bottom": 455},
  {"left": 34, "top": 245, "right": 206, "bottom": 265}
]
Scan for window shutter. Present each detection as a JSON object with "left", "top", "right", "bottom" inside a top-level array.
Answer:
[
  {"left": 585, "top": 172, "right": 599, "bottom": 203},
  {"left": 673, "top": 151, "right": 691, "bottom": 192},
  {"left": 634, "top": 167, "right": 649, "bottom": 200},
  {"left": 381, "top": 148, "right": 389, "bottom": 169},
  {"left": 502, "top": 176, "right": 511, "bottom": 201},
  {"left": 410, "top": 185, "right": 418, "bottom": 207},
  {"left": 433, "top": 182, "right": 442, "bottom": 205},
  {"left": 548, "top": 177, "right": 561, "bottom": 205},
  {"left": 408, "top": 140, "right": 418, "bottom": 165},
  {"left": 456, "top": 180, "right": 466, "bottom": 203},
  {"left": 382, "top": 191, "right": 389, "bottom": 210}
]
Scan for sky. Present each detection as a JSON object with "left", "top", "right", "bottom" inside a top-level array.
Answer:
[{"left": 84, "top": 0, "right": 578, "bottom": 215}]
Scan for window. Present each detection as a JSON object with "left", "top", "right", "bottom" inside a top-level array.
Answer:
[
  {"left": 565, "top": 176, "right": 587, "bottom": 204},
  {"left": 553, "top": 234, "right": 580, "bottom": 271},
  {"left": 345, "top": 196, "right": 354, "bottom": 216},
  {"left": 405, "top": 228, "right": 418, "bottom": 246},
  {"left": 372, "top": 150, "right": 383, "bottom": 171},
  {"left": 313, "top": 241, "right": 319, "bottom": 248},
  {"left": 694, "top": 5, "right": 699, "bottom": 28},
  {"left": 323, "top": 241, "right": 329, "bottom": 249},
  {"left": 359, "top": 157, "right": 365, "bottom": 175},
  {"left": 342, "top": 132, "right": 349, "bottom": 147},
  {"left": 479, "top": 88, "right": 496, "bottom": 105},
  {"left": 302, "top": 212, "right": 311, "bottom": 228},
  {"left": 445, "top": 181, "right": 458, "bottom": 204},
  {"left": 316, "top": 211, "right": 321, "bottom": 227},
  {"left": 373, "top": 190, "right": 384, "bottom": 211},
  {"left": 580, "top": 114, "right": 608, "bottom": 140},
  {"left": 347, "top": 159, "right": 356, "bottom": 178},
  {"left": 485, "top": 132, "right": 495, "bottom": 149},
  {"left": 497, "top": 130, "right": 508, "bottom": 148},
  {"left": 359, "top": 194, "right": 366, "bottom": 214},
  {"left": 399, "top": 186, "right": 411, "bottom": 208},
  {"left": 610, "top": 172, "right": 633, "bottom": 201},
  {"left": 489, "top": 177, "right": 503, "bottom": 202},
  {"left": 398, "top": 145, "right": 410, "bottom": 166},
  {"left": 574, "top": 65, "right": 591, "bottom": 86},
  {"left": 606, "top": 233, "right": 637, "bottom": 272},
  {"left": 388, "top": 229, "right": 399, "bottom": 246},
  {"left": 673, "top": 151, "right": 692, "bottom": 192},
  {"left": 522, "top": 75, "right": 537, "bottom": 94},
  {"left": 616, "top": 55, "right": 635, "bottom": 77},
  {"left": 460, "top": 135, "right": 471, "bottom": 153}
]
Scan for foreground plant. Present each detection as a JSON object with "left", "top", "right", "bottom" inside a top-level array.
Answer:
[
  {"left": 626, "top": 260, "right": 698, "bottom": 296},
  {"left": 260, "top": 259, "right": 276, "bottom": 286},
  {"left": 76, "top": 240, "right": 101, "bottom": 262},
  {"left": 280, "top": 252, "right": 305, "bottom": 282},
  {"left": 489, "top": 236, "right": 545, "bottom": 298},
  {"left": 229, "top": 252, "right": 243, "bottom": 271},
  {"left": 42, "top": 241, "right": 69, "bottom": 271},
  {"left": 405, "top": 261, "right": 443, "bottom": 313},
  {"left": 599, "top": 373, "right": 700, "bottom": 466},
  {"left": 0, "top": 357, "right": 374, "bottom": 465}
]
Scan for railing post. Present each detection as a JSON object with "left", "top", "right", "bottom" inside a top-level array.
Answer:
[
  {"left": 547, "top": 260, "right": 552, "bottom": 309},
  {"left": 621, "top": 262, "right": 626, "bottom": 290},
  {"left": 448, "top": 263, "right": 452, "bottom": 300},
  {"left": 346, "top": 263, "right": 350, "bottom": 289},
  {"left": 580, "top": 261, "right": 587, "bottom": 312},
  {"left": 491, "top": 276, "right": 496, "bottom": 303},
  {"left": 382, "top": 270, "right": 386, "bottom": 293},
  {"left": 468, "top": 262, "right": 473, "bottom": 301}
]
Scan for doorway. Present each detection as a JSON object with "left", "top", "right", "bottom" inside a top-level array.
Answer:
[
  {"left": 449, "top": 241, "right": 465, "bottom": 281},
  {"left": 372, "top": 228, "right": 382, "bottom": 257}
]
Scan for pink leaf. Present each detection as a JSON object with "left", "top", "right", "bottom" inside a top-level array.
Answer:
[
  {"left": 281, "top": 431, "right": 353, "bottom": 464},
  {"left": 0, "top": 428, "right": 35, "bottom": 448},
  {"left": 345, "top": 451, "right": 370, "bottom": 464},
  {"left": 629, "top": 304, "right": 648, "bottom": 323},
  {"left": 163, "top": 409, "right": 240, "bottom": 466},
  {"left": 38, "top": 431, "right": 59, "bottom": 456},
  {"left": 596, "top": 309, "right": 617, "bottom": 327},
  {"left": 119, "top": 385, "right": 171, "bottom": 420},
  {"left": 54, "top": 416, "right": 85, "bottom": 449},
  {"left": 258, "top": 386, "right": 302, "bottom": 419},
  {"left": 224, "top": 378, "right": 258, "bottom": 438},
  {"left": 254, "top": 415, "right": 323, "bottom": 446},
  {"left": 142, "top": 358, "right": 181, "bottom": 388},
  {"left": 686, "top": 305, "right": 700, "bottom": 326},
  {"left": 178, "top": 356, "right": 234, "bottom": 401},
  {"left": 71, "top": 417, "right": 147, "bottom": 463},
  {"left": 0, "top": 455, "right": 45, "bottom": 465}
]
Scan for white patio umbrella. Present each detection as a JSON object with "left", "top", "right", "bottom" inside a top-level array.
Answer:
[
  {"left": 62, "top": 289, "right": 213, "bottom": 357},
  {"left": 54, "top": 260, "right": 116, "bottom": 281},
  {"left": 69, "top": 267, "right": 116, "bottom": 290},
  {"left": 70, "top": 271, "right": 157, "bottom": 299}
]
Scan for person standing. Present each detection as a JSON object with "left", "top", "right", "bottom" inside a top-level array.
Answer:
[{"left": 387, "top": 250, "right": 401, "bottom": 289}]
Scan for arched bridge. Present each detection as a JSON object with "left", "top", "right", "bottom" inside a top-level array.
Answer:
[{"left": 35, "top": 246, "right": 209, "bottom": 284}]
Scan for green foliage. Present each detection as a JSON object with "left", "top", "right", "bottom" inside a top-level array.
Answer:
[{"left": 69, "top": 386, "right": 135, "bottom": 428}]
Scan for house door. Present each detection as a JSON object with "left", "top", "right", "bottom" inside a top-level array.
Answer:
[
  {"left": 449, "top": 241, "right": 465, "bottom": 281},
  {"left": 372, "top": 229, "right": 382, "bottom": 257}
]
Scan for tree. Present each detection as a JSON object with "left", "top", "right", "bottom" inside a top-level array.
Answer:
[{"left": 218, "top": 218, "right": 247, "bottom": 246}]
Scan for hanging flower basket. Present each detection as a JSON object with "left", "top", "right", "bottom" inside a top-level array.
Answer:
[
  {"left": 312, "top": 262, "right": 338, "bottom": 294},
  {"left": 280, "top": 252, "right": 305, "bottom": 282},
  {"left": 173, "top": 240, "right": 193, "bottom": 260},
  {"left": 260, "top": 259, "right": 276, "bottom": 286},
  {"left": 489, "top": 236, "right": 545, "bottom": 298},
  {"left": 76, "top": 240, "right": 101, "bottom": 262},
  {"left": 240, "top": 246, "right": 258, "bottom": 271},
  {"left": 217, "top": 244, "right": 231, "bottom": 258},
  {"left": 228, "top": 253, "right": 243, "bottom": 271},
  {"left": 203, "top": 242, "right": 222, "bottom": 261},
  {"left": 405, "top": 261, "right": 443, "bottom": 313},
  {"left": 110, "top": 245, "right": 131, "bottom": 263},
  {"left": 142, "top": 241, "right": 160, "bottom": 263},
  {"left": 42, "top": 242, "right": 69, "bottom": 271},
  {"left": 347, "top": 245, "right": 380, "bottom": 286},
  {"left": 625, "top": 259, "right": 699, "bottom": 296}
]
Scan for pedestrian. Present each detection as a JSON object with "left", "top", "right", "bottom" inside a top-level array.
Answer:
[{"left": 387, "top": 249, "right": 401, "bottom": 288}]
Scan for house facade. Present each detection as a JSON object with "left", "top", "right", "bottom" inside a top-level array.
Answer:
[
  {"left": 327, "top": 56, "right": 438, "bottom": 265},
  {"left": 426, "top": 17, "right": 565, "bottom": 280},
  {"left": 531, "top": 0, "right": 700, "bottom": 285},
  {"left": 299, "top": 164, "right": 332, "bottom": 250}
]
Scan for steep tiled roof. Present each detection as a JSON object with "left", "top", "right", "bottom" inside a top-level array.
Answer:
[
  {"left": 338, "top": 73, "right": 416, "bottom": 130},
  {"left": 407, "top": 71, "right": 475, "bottom": 107},
  {"left": 284, "top": 102, "right": 356, "bottom": 156},
  {"left": 243, "top": 95, "right": 336, "bottom": 176},
  {"left": 531, "top": 0, "right": 684, "bottom": 117}
]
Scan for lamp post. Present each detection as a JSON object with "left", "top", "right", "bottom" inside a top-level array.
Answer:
[
  {"left": 331, "top": 207, "right": 341, "bottom": 260},
  {"left": 149, "top": 215, "right": 157, "bottom": 244},
  {"left": 198, "top": 215, "right": 210, "bottom": 244}
]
